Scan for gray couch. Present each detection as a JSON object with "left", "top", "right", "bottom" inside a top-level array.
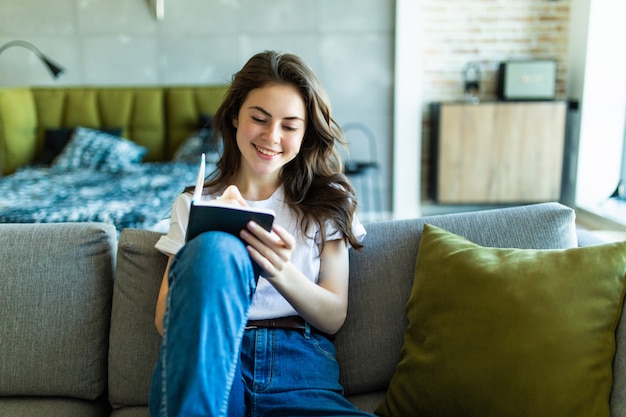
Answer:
[{"left": 0, "top": 202, "right": 623, "bottom": 416}]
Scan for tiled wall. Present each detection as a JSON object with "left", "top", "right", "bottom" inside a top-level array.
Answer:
[
  {"left": 419, "top": 0, "right": 571, "bottom": 200},
  {"left": 0, "top": 0, "right": 395, "bottom": 214}
]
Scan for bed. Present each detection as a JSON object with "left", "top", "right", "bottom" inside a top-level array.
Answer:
[
  {"left": 0, "top": 161, "right": 208, "bottom": 234},
  {"left": 0, "top": 85, "right": 227, "bottom": 235}
]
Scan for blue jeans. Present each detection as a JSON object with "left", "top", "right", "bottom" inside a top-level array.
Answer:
[{"left": 149, "top": 231, "right": 374, "bottom": 417}]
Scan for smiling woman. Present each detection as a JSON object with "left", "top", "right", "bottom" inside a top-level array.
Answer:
[{"left": 148, "top": 50, "right": 374, "bottom": 417}]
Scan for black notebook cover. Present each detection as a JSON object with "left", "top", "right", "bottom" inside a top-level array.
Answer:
[
  {"left": 185, "top": 153, "right": 275, "bottom": 242},
  {"left": 186, "top": 203, "right": 275, "bottom": 242}
]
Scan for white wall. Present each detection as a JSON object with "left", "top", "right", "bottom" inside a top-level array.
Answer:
[
  {"left": 570, "top": 0, "right": 626, "bottom": 210},
  {"left": 392, "top": 0, "right": 422, "bottom": 219}
]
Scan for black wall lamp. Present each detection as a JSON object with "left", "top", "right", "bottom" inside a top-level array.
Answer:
[{"left": 0, "top": 40, "right": 65, "bottom": 79}]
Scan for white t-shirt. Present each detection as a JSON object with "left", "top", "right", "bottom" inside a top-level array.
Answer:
[{"left": 155, "top": 186, "right": 366, "bottom": 320}]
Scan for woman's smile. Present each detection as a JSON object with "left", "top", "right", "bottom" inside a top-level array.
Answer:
[{"left": 253, "top": 143, "right": 281, "bottom": 158}]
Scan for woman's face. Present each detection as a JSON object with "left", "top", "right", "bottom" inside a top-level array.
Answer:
[{"left": 233, "top": 82, "right": 306, "bottom": 181}]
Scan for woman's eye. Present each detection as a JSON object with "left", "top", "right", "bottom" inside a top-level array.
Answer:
[
  {"left": 251, "top": 116, "right": 265, "bottom": 123},
  {"left": 283, "top": 125, "right": 297, "bottom": 132}
]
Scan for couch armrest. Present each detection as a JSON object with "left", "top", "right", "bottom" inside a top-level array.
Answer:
[{"left": 0, "top": 222, "right": 116, "bottom": 400}]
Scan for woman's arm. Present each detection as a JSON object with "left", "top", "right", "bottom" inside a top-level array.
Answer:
[
  {"left": 155, "top": 255, "right": 173, "bottom": 336},
  {"left": 153, "top": 186, "right": 250, "bottom": 336},
  {"left": 155, "top": 226, "right": 350, "bottom": 336},
  {"left": 242, "top": 222, "right": 350, "bottom": 335}
]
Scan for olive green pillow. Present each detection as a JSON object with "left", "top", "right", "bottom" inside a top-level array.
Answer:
[{"left": 376, "top": 224, "right": 626, "bottom": 417}]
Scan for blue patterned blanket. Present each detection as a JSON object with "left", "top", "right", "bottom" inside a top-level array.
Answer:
[{"left": 0, "top": 162, "right": 204, "bottom": 234}]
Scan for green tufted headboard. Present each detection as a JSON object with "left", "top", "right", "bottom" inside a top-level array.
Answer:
[{"left": 0, "top": 85, "right": 228, "bottom": 175}]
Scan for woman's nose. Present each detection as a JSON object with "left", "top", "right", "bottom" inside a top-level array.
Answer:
[{"left": 265, "top": 123, "right": 281, "bottom": 142}]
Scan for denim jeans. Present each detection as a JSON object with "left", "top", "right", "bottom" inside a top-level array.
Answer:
[{"left": 149, "top": 231, "right": 374, "bottom": 417}]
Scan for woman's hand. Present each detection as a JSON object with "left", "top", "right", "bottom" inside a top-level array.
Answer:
[
  {"left": 217, "top": 185, "right": 293, "bottom": 277},
  {"left": 242, "top": 222, "right": 350, "bottom": 334},
  {"left": 240, "top": 222, "right": 295, "bottom": 279},
  {"left": 214, "top": 185, "right": 248, "bottom": 207},
  {"left": 230, "top": 186, "right": 350, "bottom": 335}
]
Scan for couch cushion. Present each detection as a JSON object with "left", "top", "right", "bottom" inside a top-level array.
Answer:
[
  {"left": 0, "top": 222, "right": 116, "bottom": 400},
  {"left": 335, "top": 202, "right": 578, "bottom": 397},
  {"left": 0, "top": 396, "right": 110, "bottom": 417},
  {"left": 110, "top": 406, "right": 150, "bottom": 417},
  {"left": 376, "top": 224, "right": 626, "bottom": 417},
  {"left": 614, "top": 297, "right": 626, "bottom": 417},
  {"left": 346, "top": 391, "right": 387, "bottom": 414},
  {"left": 109, "top": 229, "right": 167, "bottom": 410}
]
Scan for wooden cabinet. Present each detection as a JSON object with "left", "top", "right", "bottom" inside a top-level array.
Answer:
[{"left": 430, "top": 101, "right": 567, "bottom": 204}]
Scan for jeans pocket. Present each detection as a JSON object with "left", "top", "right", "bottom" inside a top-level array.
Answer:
[{"left": 307, "top": 333, "right": 337, "bottom": 361}]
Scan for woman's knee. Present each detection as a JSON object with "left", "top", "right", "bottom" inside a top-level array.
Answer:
[
  {"left": 169, "top": 232, "right": 255, "bottom": 293},
  {"left": 185, "top": 231, "right": 247, "bottom": 260},
  {"left": 175, "top": 232, "right": 248, "bottom": 271}
]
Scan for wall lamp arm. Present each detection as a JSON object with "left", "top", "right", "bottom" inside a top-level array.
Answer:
[{"left": 0, "top": 40, "right": 65, "bottom": 79}]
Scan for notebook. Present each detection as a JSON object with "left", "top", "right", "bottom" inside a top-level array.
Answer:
[{"left": 185, "top": 153, "right": 275, "bottom": 242}]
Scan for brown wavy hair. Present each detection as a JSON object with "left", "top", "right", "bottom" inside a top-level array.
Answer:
[{"left": 200, "top": 50, "right": 362, "bottom": 250}]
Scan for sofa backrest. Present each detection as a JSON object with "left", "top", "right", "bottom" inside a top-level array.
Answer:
[
  {"left": 108, "top": 228, "right": 166, "bottom": 411},
  {"left": 0, "top": 222, "right": 116, "bottom": 412}
]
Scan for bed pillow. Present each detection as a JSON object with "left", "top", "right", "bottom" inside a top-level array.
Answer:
[
  {"left": 52, "top": 126, "right": 146, "bottom": 172},
  {"left": 173, "top": 116, "right": 221, "bottom": 164},
  {"left": 376, "top": 224, "right": 626, "bottom": 417},
  {"left": 199, "top": 112, "right": 213, "bottom": 129},
  {"left": 173, "top": 128, "right": 221, "bottom": 164},
  {"left": 36, "top": 127, "right": 123, "bottom": 166}
]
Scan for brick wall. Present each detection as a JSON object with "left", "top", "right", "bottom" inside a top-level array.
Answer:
[{"left": 420, "top": 0, "right": 571, "bottom": 200}]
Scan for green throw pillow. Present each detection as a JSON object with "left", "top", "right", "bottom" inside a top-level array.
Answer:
[{"left": 376, "top": 224, "right": 626, "bottom": 417}]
